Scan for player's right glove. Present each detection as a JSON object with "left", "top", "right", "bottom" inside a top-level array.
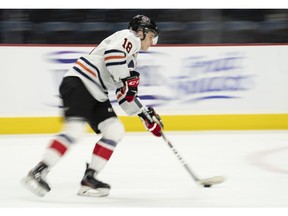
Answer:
[
  {"left": 119, "top": 71, "right": 140, "bottom": 102},
  {"left": 138, "top": 107, "right": 164, "bottom": 137}
]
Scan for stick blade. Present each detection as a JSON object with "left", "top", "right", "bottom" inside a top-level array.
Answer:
[{"left": 197, "top": 176, "right": 225, "bottom": 186}]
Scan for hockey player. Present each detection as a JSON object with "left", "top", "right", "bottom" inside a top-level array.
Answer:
[{"left": 21, "top": 15, "right": 163, "bottom": 197}]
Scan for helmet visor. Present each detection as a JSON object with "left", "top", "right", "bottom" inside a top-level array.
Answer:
[
  {"left": 148, "top": 29, "right": 159, "bottom": 45},
  {"left": 152, "top": 35, "right": 159, "bottom": 45}
]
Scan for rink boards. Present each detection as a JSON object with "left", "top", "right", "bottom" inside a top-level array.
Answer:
[
  {"left": 1, "top": 44, "right": 288, "bottom": 134},
  {"left": 0, "top": 114, "right": 288, "bottom": 134}
]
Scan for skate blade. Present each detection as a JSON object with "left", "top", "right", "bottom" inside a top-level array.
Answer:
[
  {"left": 77, "top": 186, "right": 110, "bottom": 197},
  {"left": 21, "top": 175, "right": 49, "bottom": 197}
]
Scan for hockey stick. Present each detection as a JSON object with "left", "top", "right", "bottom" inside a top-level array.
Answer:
[{"left": 161, "top": 132, "right": 225, "bottom": 187}]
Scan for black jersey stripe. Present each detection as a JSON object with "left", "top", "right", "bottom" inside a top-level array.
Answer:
[
  {"left": 106, "top": 60, "right": 127, "bottom": 67},
  {"left": 73, "top": 66, "right": 108, "bottom": 95},
  {"left": 79, "top": 57, "right": 108, "bottom": 91},
  {"left": 104, "top": 49, "right": 126, "bottom": 56}
]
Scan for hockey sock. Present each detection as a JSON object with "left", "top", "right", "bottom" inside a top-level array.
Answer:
[
  {"left": 89, "top": 138, "right": 117, "bottom": 174},
  {"left": 42, "top": 134, "right": 74, "bottom": 167}
]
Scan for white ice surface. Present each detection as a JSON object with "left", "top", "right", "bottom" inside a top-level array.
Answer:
[{"left": 0, "top": 131, "right": 288, "bottom": 214}]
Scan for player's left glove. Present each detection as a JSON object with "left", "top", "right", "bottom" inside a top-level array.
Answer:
[
  {"left": 119, "top": 71, "right": 140, "bottom": 102},
  {"left": 138, "top": 107, "right": 164, "bottom": 137}
]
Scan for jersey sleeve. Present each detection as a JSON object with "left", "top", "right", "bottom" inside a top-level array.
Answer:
[
  {"left": 116, "top": 94, "right": 147, "bottom": 116},
  {"left": 104, "top": 31, "right": 141, "bottom": 82}
]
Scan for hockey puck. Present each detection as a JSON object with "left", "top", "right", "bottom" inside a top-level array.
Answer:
[{"left": 203, "top": 184, "right": 211, "bottom": 188}]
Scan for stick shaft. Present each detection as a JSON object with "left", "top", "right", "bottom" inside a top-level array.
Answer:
[{"left": 161, "top": 132, "right": 200, "bottom": 182}]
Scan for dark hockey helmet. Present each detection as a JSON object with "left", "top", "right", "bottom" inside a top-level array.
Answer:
[{"left": 128, "top": 15, "right": 159, "bottom": 43}]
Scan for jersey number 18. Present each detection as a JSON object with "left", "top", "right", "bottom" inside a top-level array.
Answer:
[{"left": 122, "top": 38, "right": 132, "bottom": 53}]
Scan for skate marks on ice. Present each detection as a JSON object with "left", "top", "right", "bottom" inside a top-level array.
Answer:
[
  {"left": 0, "top": 131, "right": 288, "bottom": 207},
  {"left": 247, "top": 146, "right": 288, "bottom": 174}
]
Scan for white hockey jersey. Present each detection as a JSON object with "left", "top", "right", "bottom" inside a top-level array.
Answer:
[{"left": 64, "top": 29, "right": 146, "bottom": 116}]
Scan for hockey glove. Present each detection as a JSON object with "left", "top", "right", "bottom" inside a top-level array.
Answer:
[
  {"left": 138, "top": 107, "right": 164, "bottom": 137},
  {"left": 120, "top": 71, "right": 140, "bottom": 102}
]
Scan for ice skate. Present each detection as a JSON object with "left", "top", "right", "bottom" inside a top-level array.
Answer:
[
  {"left": 21, "top": 162, "right": 51, "bottom": 197},
  {"left": 78, "top": 167, "right": 110, "bottom": 197}
]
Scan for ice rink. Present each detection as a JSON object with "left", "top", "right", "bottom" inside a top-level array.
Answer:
[{"left": 1, "top": 130, "right": 288, "bottom": 214}]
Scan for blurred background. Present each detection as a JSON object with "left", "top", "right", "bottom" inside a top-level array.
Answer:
[{"left": 0, "top": 8, "right": 287, "bottom": 44}]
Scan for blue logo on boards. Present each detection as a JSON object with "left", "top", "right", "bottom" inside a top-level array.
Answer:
[
  {"left": 44, "top": 50, "right": 255, "bottom": 108},
  {"left": 171, "top": 53, "right": 255, "bottom": 103},
  {"left": 45, "top": 51, "right": 87, "bottom": 64}
]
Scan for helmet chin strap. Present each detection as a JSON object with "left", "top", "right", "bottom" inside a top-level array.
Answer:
[
  {"left": 138, "top": 27, "right": 149, "bottom": 41},
  {"left": 138, "top": 27, "right": 158, "bottom": 45}
]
